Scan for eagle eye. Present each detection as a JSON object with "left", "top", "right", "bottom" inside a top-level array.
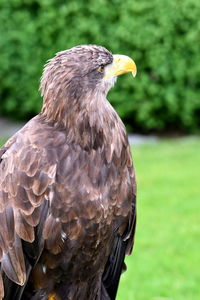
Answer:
[{"left": 98, "top": 65, "right": 105, "bottom": 73}]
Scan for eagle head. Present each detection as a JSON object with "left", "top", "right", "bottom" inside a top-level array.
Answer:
[
  {"left": 40, "top": 45, "right": 136, "bottom": 98},
  {"left": 40, "top": 45, "right": 136, "bottom": 124}
]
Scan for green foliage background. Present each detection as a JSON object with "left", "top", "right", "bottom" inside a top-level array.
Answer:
[{"left": 0, "top": 0, "right": 200, "bottom": 132}]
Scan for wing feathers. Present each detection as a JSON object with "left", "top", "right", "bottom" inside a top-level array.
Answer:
[
  {"left": 0, "top": 130, "right": 57, "bottom": 291},
  {"left": 0, "top": 206, "right": 14, "bottom": 252},
  {"left": 14, "top": 210, "right": 35, "bottom": 243},
  {"left": 21, "top": 206, "right": 41, "bottom": 227},
  {"left": 13, "top": 186, "right": 35, "bottom": 215},
  {"left": 0, "top": 272, "right": 4, "bottom": 298},
  {"left": 43, "top": 215, "right": 63, "bottom": 254},
  {"left": 43, "top": 215, "right": 58, "bottom": 240},
  {"left": 0, "top": 190, "right": 8, "bottom": 212},
  {"left": 2, "top": 235, "right": 26, "bottom": 285},
  {"left": 32, "top": 172, "right": 50, "bottom": 196}
]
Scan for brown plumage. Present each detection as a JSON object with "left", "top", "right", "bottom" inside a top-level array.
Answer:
[{"left": 0, "top": 45, "right": 137, "bottom": 300}]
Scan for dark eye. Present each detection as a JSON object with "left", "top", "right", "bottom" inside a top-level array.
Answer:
[{"left": 98, "top": 65, "right": 105, "bottom": 73}]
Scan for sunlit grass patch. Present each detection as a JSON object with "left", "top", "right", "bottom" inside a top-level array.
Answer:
[{"left": 118, "top": 138, "right": 200, "bottom": 300}]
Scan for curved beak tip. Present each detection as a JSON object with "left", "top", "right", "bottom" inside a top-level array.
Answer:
[
  {"left": 132, "top": 69, "right": 137, "bottom": 77},
  {"left": 113, "top": 54, "right": 137, "bottom": 78},
  {"left": 103, "top": 54, "right": 137, "bottom": 79}
]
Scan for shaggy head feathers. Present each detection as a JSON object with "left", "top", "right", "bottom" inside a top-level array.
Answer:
[
  {"left": 40, "top": 45, "right": 117, "bottom": 127},
  {"left": 40, "top": 45, "right": 114, "bottom": 102}
]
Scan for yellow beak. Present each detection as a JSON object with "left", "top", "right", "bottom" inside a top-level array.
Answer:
[{"left": 104, "top": 54, "right": 137, "bottom": 79}]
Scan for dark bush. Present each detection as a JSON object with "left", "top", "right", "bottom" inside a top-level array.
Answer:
[{"left": 0, "top": 0, "right": 200, "bottom": 132}]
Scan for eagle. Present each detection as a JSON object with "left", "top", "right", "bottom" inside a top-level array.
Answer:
[{"left": 0, "top": 45, "right": 137, "bottom": 300}]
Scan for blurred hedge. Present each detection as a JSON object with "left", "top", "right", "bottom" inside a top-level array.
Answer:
[{"left": 0, "top": 0, "right": 200, "bottom": 133}]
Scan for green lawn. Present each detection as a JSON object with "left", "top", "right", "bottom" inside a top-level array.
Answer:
[
  {"left": 118, "top": 137, "right": 200, "bottom": 300},
  {"left": 1, "top": 137, "right": 200, "bottom": 299},
  {"left": 0, "top": 137, "right": 8, "bottom": 146}
]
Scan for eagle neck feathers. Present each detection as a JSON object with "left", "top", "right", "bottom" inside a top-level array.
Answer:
[{"left": 41, "top": 90, "right": 127, "bottom": 159}]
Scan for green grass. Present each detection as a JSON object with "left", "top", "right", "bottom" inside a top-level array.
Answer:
[
  {"left": 118, "top": 137, "right": 200, "bottom": 300},
  {"left": 0, "top": 138, "right": 8, "bottom": 146},
  {"left": 1, "top": 137, "right": 200, "bottom": 299}
]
